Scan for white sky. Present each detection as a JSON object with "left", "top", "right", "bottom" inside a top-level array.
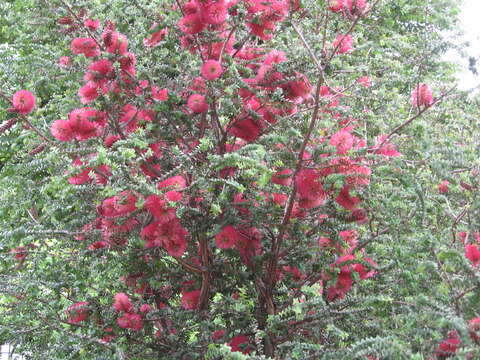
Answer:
[{"left": 444, "top": 0, "right": 480, "bottom": 90}]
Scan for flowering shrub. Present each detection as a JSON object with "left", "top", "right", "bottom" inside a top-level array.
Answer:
[{"left": 1, "top": 0, "right": 478, "bottom": 359}]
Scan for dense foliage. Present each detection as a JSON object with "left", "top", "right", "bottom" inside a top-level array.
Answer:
[{"left": 1, "top": 0, "right": 479, "bottom": 359}]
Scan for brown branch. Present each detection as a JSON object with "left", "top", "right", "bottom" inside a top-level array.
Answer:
[
  {"left": 354, "top": 227, "right": 390, "bottom": 252},
  {"left": 57, "top": 0, "right": 105, "bottom": 51},
  {"left": 0, "top": 89, "right": 53, "bottom": 143},
  {"left": 266, "top": 78, "right": 324, "bottom": 287},
  {"left": 219, "top": 25, "right": 237, "bottom": 62},
  {"left": 175, "top": 257, "right": 205, "bottom": 274},
  {"left": 198, "top": 234, "right": 212, "bottom": 310},
  {"left": 23, "top": 117, "right": 54, "bottom": 144},
  {"left": 290, "top": 21, "right": 322, "bottom": 72},
  {"left": 376, "top": 85, "right": 457, "bottom": 149},
  {"left": 326, "top": 6, "right": 364, "bottom": 62}
]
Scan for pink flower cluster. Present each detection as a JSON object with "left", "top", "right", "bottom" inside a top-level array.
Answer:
[
  {"left": 411, "top": 83, "right": 433, "bottom": 107},
  {"left": 328, "top": 0, "right": 368, "bottom": 16},
  {"left": 11, "top": 90, "right": 35, "bottom": 115},
  {"left": 113, "top": 293, "right": 144, "bottom": 331},
  {"left": 67, "top": 301, "right": 90, "bottom": 324}
]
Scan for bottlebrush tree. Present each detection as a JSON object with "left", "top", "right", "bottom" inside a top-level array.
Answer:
[{"left": 0, "top": 0, "right": 473, "bottom": 359}]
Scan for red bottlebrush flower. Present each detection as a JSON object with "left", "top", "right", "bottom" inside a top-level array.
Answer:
[
  {"left": 247, "top": 21, "right": 276, "bottom": 41},
  {"left": 373, "top": 134, "right": 401, "bottom": 157},
  {"left": 144, "top": 27, "right": 168, "bottom": 47},
  {"left": 233, "top": 193, "right": 251, "bottom": 216},
  {"left": 181, "top": 289, "right": 201, "bottom": 310},
  {"left": 336, "top": 186, "right": 360, "bottom": 210},
  {"left": 330, "top": 129, "right": 354, "bottom": 155},
  {"left": 327, "top": 263, "right": 354, "bottom": 301},
  {"left": 469, "top": 317, "right": 480, "bottom": 343},
  {"left": 320, "top": 85, "right": 333, "bottom": 97},
  {"left": 87, "top": 241, "right": 108, "bottom": 250},
  {"left": 272, "top": 193, "right": 288, "bottom": 205},
  {"left": 187, "top": 94, "right": 208, "bottom": 113},
  {"left": 119, "top": 105, "right": 139, "bottom": 134},
  {"left": 272, "top": 169, "right": 293, "bottom": 186},
  {"left": 95, "top": 164, "right": 111, "bottom": 185},
  {"left": 101, "top": 327, "right": 116, "bottom": 343},
  {"left": 328, "top": 0, "right": 344, "bottom": 12},
  {"left": 282, "top": 265, "right": 306, "bottom": 280},
  {"left": 117, "top": 313, "right": 143, "bottom": 331},
  {"left": 104, "top": 134, "right": 120, "bottom": 148},
  {"left": 11, "top": 246, "right": 28, "bottom": 261},
  {"left": 68, "top": 158, "right": 91, "bottom": 185},
  {"left": 158, "top": 175, "right": 187, "bottom": 190},
  {"left": 466, "top": 244, "right": 480, "bottom": 266},
  {"left": 71, "top": 38, "right": 100, "bottom": 58},
  {"left": 212, "top": 329, "right": 226, "bottom": 340},
  {"left": 58, "top": 56, "right": 72, "bottom": 68},
  {"left": 327, "top": 157, "right": 371, "bottom": 187},
  {"left": 103, "top": 31, "right": 128, "bottom": 55},
  {"left": 295, "top": 169, "right": 326, "bottom": 202},
  {"left": 151, "top": 86, "right": 169, "bottom": 101},
  {"left": 113, "top": 192, "right": 137, "bottom": 215},
  {"left": 165, "top": 190, "right": 182, "bottom": 202},
  {"left": 178, "top": 14, "right": 205, "bottom": 35},
  {"left": 51, "top": 119, "right": 73, "bottom": 141},
  {"left": 228, "top": 117, "right": 264, "bottom": 142},
  {"left": 163, "top": 235, "right": 188, "bottom": 257},
  {"left": 229, "top": 334, "right": 252, "bottom": 354},
  {"left": 67, "top": 301, "right": 90, "bottom": 324},
  {"left": 139, "top": 304, "right": 152, "bottom": 313},
  {"left": 68, "top": 108, "right": 104, "bottom": 141},
  {"left": 332, "top": 34, "right": 353, "bottom": 54},
  {"left": 190, "top": 76, "right": 206, "bottom": 93},
  {"left": 183, "top": 0, "right": 199, "bottom": 15},
  {"left": 113, "top": 292, "right": 134, "bottom": 313},
  {"left": 118, "top": 52, "right": 137, "bottom": 75},
  {"left": 201, "top": 60, "right": 223, "bottom": 81},
  {"left": 235, "top": 227, "right": 263, "bottom": 266},
  {"left": 435, "top": 330, "right": 460, "bottom": 358},
  {"left": 438, "top": 180, "right": 449, "bottom": 194},
  {"left": 141, "top": 218, "right": 188, "bottom": 257},
  {"left": 264, "top": 49, "right": 287, "bottom": 65},
  {"left": 144, "top": 194, "right": 177, "bottom": 222},
  {"left": 290, "top": 0, "right": 301, "bottom": 12},
  {"left": 100, "top": 192, "right": 137, "bottom": 218},
  {"left": 236, "top": 47, "right": 265, "bottom": 61},
  {"left": 284, "top": 73, "right": 313, "bottom": 103},
  {"left": 357, "top": 76, "right": 372, "bottom": 88},
  {"left": 339, "top": 229, "right": 359, "bottom": 248},
  {"left": 57, "top": 16, "right": 73, "bottom": 25},
  {"left": 352, "top": 257, "right": 377, "bottom": 279},
  {"left": 201, "top": 1, "right": 228, "bottom": 25},
  {"left": 411, "top": 83, "right": 433, "bottom": 107},
  {"left": 84, "top": 59, "right": 114, "bottom": 83},
  {"left": 457, "top": 231, "right": 468, "bottom": 244},
  {"left": 345, "top": 0, "right": 367, "bottom": 14},
  {"left": 84, "top": 18, "right": 100, "bottom": 31},
  {"left": 255, "top": 64, "right": 283, "bottom": 85},
  {"left": 141, "top": 221, "right": 165, "bottom": 248},
  {"left": 318, "top": 236, "right": 331, "bottom": 248},
  {"left": 347, "top": 207, "right": 368, "bottom": 223},
  {"left": 12, "top": 90, "right": 35, "bottom": 115},
  {"left": 215, "top": 225, "right": 240, "bottom": 249},
  {"left": 78, "top": 81, "right": 101, "bottom": 104}
]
